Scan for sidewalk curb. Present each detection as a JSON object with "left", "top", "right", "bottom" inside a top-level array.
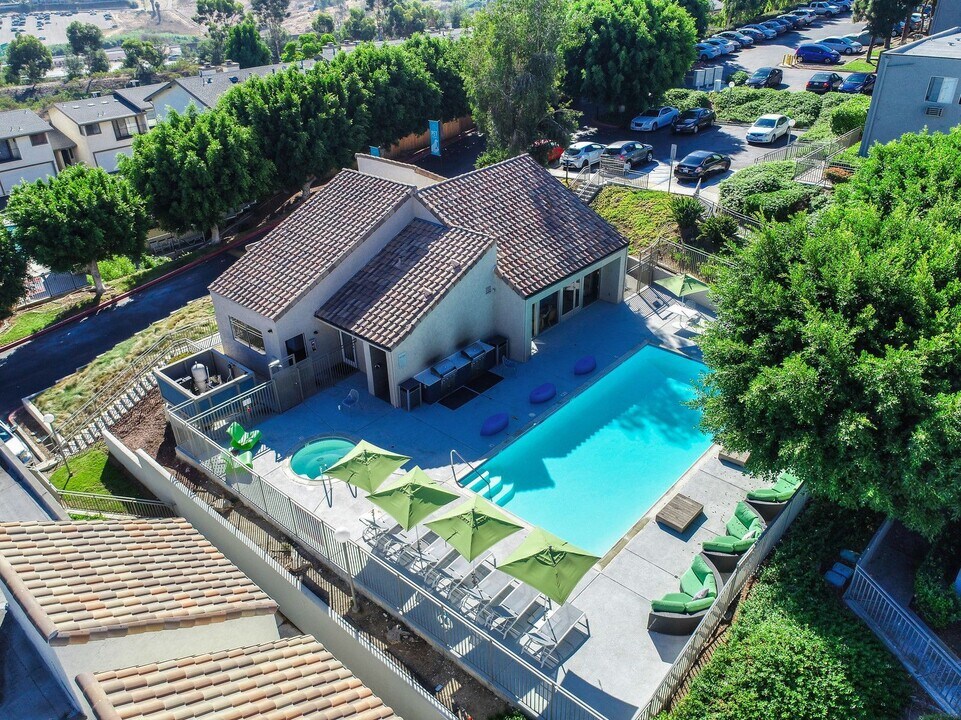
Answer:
[{"left": 0, "top": 219, "right": 282, "bottom": 356}]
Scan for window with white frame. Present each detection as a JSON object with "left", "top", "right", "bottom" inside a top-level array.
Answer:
[
  {"left": 229, "top": 316, "right": 266, "bottom": 352},
  {"left": 112, "top": 116, "right": 141, "bottom": 141},
  {"left": 925, "top": 76, "right": 958, "bottom": 104}
]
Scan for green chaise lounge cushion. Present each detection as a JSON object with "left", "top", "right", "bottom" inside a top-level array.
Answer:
[
  {"left": 680, "top": 555, "right": 718, "bottom": 596},
  {"left": 747, "top": 472, "right": 801, "bottom": 503},
  {"left": 703, "top": 501, "right": 763, "bottom": 554},
  {"left": 227, "top": 422, "right": 262, "bottom": 452},
  {"left": 653, "top": 556, "right": 718, "bottom": 614},
  {"left": 651, "top": 593, "right": 691, "bottom": 613},
  {"left": 685, "top": 596, "right": 716, "bottom": 613}
]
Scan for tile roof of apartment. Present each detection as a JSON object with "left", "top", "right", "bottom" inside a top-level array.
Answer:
[
  {"left": 417, "top": 154, "right": 628, "bottom": 297},
  {"left": 317, "top": 218, "right": 495, "bottom": 349},
  {"left": 0, "top": 109, "right": 52, "bottom": 141},
  {"left": 0, "top": 519, "right": 277, "bottom": 646},
  {"left": 77, "top": 634, "right": 401, "bottom": 720},
  {"left": 892, "top": 26, "right": 961, "bottom": 57},
  {"left": 52, "top": 96, "right": 142, "bottom": 125},
  {"left": 164, "top": 61, "right": 316, "bottom": 109},
  {"left": 209, "top": 170, "right": 415, "bottom": 320},
  {"left": 113, "top": 81, "right": 168, "bottom": 112}
]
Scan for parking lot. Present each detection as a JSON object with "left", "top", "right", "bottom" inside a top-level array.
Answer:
[{"left": 0, "top": 9, "right": 116, "bottom": 48}]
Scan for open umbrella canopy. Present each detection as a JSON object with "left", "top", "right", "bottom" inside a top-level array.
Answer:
[
  {"left": 425, "top": 496, "right": 523, "bottom": 561},
  {"left": 654, "top": 273, "right": 710, "bottom": 298},
  {"left": 499, "top": 528, "right": 600, "bottom": 605},
  {"left": 325, "top": 440, "right": 410, "bottom": 494},
  {"left": 367, "top": 467, "right": 459, "bottom": 530}
]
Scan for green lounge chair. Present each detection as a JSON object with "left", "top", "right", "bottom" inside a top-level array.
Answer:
[
  {"left": 648, "top": 554, "right": 721, "bottom": 635},
  {"left": 223, "top": 450, "right": 253, "bottom": 472},
  {"left": 227, "top": 422, "right": 261, "bottom": 452},
  {"left": 746, "top": 472, "right": 801, "bottom": 521},
  {"left": 701, "top": 501, "right": 766, "bottom": 571}
]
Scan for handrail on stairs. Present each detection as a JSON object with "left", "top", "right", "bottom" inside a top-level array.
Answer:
[{"left": 449, "top": 449, "right": 491, "bottom": 496}]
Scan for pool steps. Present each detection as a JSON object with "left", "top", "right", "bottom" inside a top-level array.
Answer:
[{"left": 463, "top": 470, "right": 516, "bottom": 507}]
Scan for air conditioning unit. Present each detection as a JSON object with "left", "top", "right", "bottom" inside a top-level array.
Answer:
[{"left": 925, "top": 105, "right": 943, "bottom": 117}]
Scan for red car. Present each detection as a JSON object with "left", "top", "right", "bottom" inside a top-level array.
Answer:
[{"left": 531, "top": 139, "right": 564, "bottom": 165}]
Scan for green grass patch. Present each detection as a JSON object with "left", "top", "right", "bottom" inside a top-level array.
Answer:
[
  {"left": 50, "top": 446, "right": 145, "bottom": 499},
  {"left": 592, "top": 187, "right": 678, "bottom": 253},
  {"left": 34, "top": 297, "right": 216, "bottom": 418},
  {"left": 658, "top": 499, "right": 912, "bottom": 720},
  {"left": 838, "top": 59, "right": 878, "bottom": 73},
  {"left": 0, "top": 295, "right": 99, "bottom": 346}
]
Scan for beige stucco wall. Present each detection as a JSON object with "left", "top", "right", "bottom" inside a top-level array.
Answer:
[
  {"left": 356, "top": 154, "right": 444, "bottom": 189},
  {"left": 47, "top": 105, "right": 143, "bottom": 172},
  {"left": 0, "top": 133, "right": 57, "bottom": 196}
]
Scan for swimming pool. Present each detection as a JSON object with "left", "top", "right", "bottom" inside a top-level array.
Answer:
[
  {"left": 289, "top": 437, "right": 354, "bottom": 481},
  {"left": 465, "top": 345, "right": 712, "bottom": 555}
]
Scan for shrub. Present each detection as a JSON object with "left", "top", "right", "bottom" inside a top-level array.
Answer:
[
  {"left": 670, "top": 195, "right": 704, "bottom": 237},
  {"left": 698, "top": 213, "right": 740, "bottom": 248},
  {"left": 475, "top": 146, "right": 513, "bottom": 169},
  {"left": 914, "top": 528, "right": 961, "bottom": 630},
  {"left": 718, "top": 161, "right": 796, "bottom": 212},
  {"left": 729, "top": 70, "right": 748, "bottom": 86},
  {"left": 743, "top": 185, "right": 817, "bottom": 220},
  {"left": 830, "top": 94, "right": 872, "bottom": 136},
  {"left": 661, "top": 88, "right": 710, "bottom": 112},
  {"left": 708, "top": 87, "right": 823, "bottom": 127}
]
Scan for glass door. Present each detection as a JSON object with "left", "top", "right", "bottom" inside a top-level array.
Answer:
[
  {"left": 340, "top": 331, "right": 357, "bottom": 367},
  {"left": 583, "top": 269, "right": 601, "bottom": 306},
  {"left": 562, "top": 280, "right": 581, "bottom": 316}
]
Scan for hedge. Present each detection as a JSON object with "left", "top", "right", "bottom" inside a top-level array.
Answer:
[
  {"left": 658, "top": 500, "right": 912, "bottom": 720},
  {"left": 743, "top": 185, "right": 818, "bottom": 221},
  {"left": 914, "top": 527, "right": 961, "bottom": 630},
  {"left": 661, "top": 88, "right": 711, "bottom": 111},
  {"left": 830, "top": 94, "right": 872, "bottom": 136},
  {"left": 717, "top": 161, "right": 797, "bottom": 213},
  {"left": 708, "top": 87, "right": 824, "bottom": 127}
]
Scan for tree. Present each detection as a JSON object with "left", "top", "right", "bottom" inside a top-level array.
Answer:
[
  {"left": 65, "top": 21, "right": 103, "bottom": 55},
  {"left": 0, "top": 228, "right": 28, "bottom": 314},
  {"left": 449, "top": 0, "right": 467, "bottom": 27},
  {"left": 385, "top": 0, "right": 441, "bottom": 37},
  {"left": 5, "top": 166, "right": 148, "bottom": 296},
  {"left": 463, "top": 0, "right": 574, "bottom": 156},
  {"left": 251, "top": 0, "right": 290, "bottom": 61},
  {"left": 853, "top": 0, "right": 911, "bottom": 59},
  {"left": 340, "top": 7, "right": 377, "bottom": 40},
  {"left": 694, "top": 129, "right": 961, "bottom": 538},
  {"left": 195, "top": 0, "right": 243, "bottom": 64},
  {"left": 281, "top": 32, "right": 324, "bottom": 61},
  {"left": 64, "top": 54, "right": 85, "bottom": 81},
  {"left": 226, "top": 14, "right": 272, "bottom": 67},
  {"left": 722, "top": 0, "right": 763, "bottom": 25},
  {"left": 5, "top": 35, "right": 53, "bottom": 84},
  {"left": 312, "top": 11, "right": 334, "bottom": 33},
  {"left": 121, "top": 108, "right": 271, "bottom": 244},
  {"left": 673, "top": 0, "right": 710, "bottom": 35},
  {"left": 121, "top": 39, "right": 166, "bottom": 82},
  {"left": 403, "top": 34, "right": 469, "bottom": 120},
  {"left": 87, "top": 48, "right": 110, "bottom": 73},
  {"left": 565, "top": 0, "right": 697, "bottom": 116}
]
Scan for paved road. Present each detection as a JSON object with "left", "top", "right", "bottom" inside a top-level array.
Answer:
[{"left": 0, "top": 252, "right": 237, "bottom": 416}]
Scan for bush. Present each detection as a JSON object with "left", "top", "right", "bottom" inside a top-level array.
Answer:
[
  {"left": 729, "top": 70, "right": 748, "bottom": 86},
  {"left": 708, "top": 87, "right": 823, "bottom": 127},
  {"left": 825, "top": 166, "right": 854, "bottom": 184},
  {"left": 698, "top": 213, "right": 740, "bottom": 248},
  {"left": 475, "top": 146, "right": 513, "bottom": 169},
  {"left": 914, "top": 528, "right": 961, "bottom": 630},
  {"left": 830, "top": 94, "right": 872, "bottom": 136},
  {"left": 718, "top": 161, "right": 797, "bottom": 212},
  {"left": 592, "top": 187, "right": 678, "bottom": 252},
  {"left": 670, "top": 195, "right": 704, "bottom": 231},
  {"left": 743, "top": 185, "right": 817, "bottom": 220},
  {"left": 661, "top": 88, "right": 710, "bottom": 112}
]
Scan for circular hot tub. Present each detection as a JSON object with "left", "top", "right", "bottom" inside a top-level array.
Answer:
[{"left": 288, "top": 436, "right": 354, "bottom": 482}]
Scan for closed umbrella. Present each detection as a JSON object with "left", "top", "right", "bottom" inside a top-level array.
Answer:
[
  {"left": 654, "top": 273, "right": 710, "bottom": 298},
  {"left": 325, "top": 440, "right": 410, "bottom": 494},
  {"left": 498, "top": 528, "right": 599, "bottom": 605},
  {"left": 367, "top": 467, "right": 459, "bottom": 530},
  {"left": 426, "top": 496, "right": 523, "bottom": 562}
]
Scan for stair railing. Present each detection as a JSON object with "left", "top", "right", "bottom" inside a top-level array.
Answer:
[{"left": 449, "top": 448, "right": 491, "bottom": 495}]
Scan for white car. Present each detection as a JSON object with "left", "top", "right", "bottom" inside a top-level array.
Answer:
[
  {"left": 694, "top": 42, "right": 724, "bottom": 61},
  {"left": 630, "top": 106, "right": 679, "bottom": 131},
  {"left": 0, "top": 420, "right": 33, "bottom": 464},
  {"left": 560, "top": 141, "right": 605, "bottom": 169},
  {"left": 820, "top": 35, "right": 863, "bottom": 54},
  {"left": 804, "top": 2, "right": 842, "bottom": 15},
  {"left": 746, "top": 114, "right": 792, "bottom": 144},
  {"left": 702, "top": 37, "right": 737, "bottom": 55}
]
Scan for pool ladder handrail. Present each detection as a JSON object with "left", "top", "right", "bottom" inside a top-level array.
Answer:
[{"left": 449, "top": 449, "right": 491, "bottom": 496}]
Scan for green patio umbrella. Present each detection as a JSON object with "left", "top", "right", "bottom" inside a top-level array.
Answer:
[
  {"left": 367, "top": 467, "right": 459, "bottom": 530},
  {"left": 499, "top": 528, "right": 600, "bottom": 605},
  {"left": 325, "top": 440, "right": 410, "bottom": 494},
  {"left": 654, "top": 273, "right": 710, "bottom": 298},
  {"left": 425, "top": 496, "right": 523, "bottom": 561}
]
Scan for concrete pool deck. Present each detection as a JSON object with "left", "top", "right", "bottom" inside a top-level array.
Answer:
[{"left": 237, "top": 295, "right": 768, "bottom": 719}]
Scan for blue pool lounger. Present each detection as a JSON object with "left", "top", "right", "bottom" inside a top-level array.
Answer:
[
  {"left": 529, "top": 383, "right": 556, "bottom": 404},
  {"left": 573, "top": 356, "right": 596, "bottom": 375},
  {"left": 481, "top": 412, "right": 509, "bottom": 436}
]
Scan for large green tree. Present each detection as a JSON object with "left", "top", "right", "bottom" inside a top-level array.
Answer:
[
  {"left": 464, "top": 0, "right": 574, "bottom": 156},
  {"left": 251, "top": 0, "right": 290, "bottom": 60},
  {"left": 65, "top": 21, "right": 103, "bottom": 55},
  {"left": 340, "top": 7, "right": 377, "bottom": 40},
  {"left": 311, "top": 11, "right": 334, "bottom": 33},
  {"left": 226, "top": 14, "right": 272, "bottom": 67},
  {"left": 0, "top": 228, "right": 28, "bottom": 314},
  {"left": 5, "top": 34, "right": 53, "bottom": 84},
  {"left": 5, "top": 166, "right": 148, "bottom": 296},
  {"left": 673, "top": 0, "right": 710, "bottom": 36},
  {"left": 565, "top": 0, "right": 696, "bottom": 116},
  {"left": 853, "top": 0, "right": 911, "bottom": 59},
  {"left": 121, "top": 108, "right": 270, "bottom": 244},
  {"left": 403, "top": 34, "right": 469, "bottom": 120},
  {"left": 195, "top": 0, "right": 243, "bottom": 64},
  {"left": 722, "top": 0, "right": 762, "bottom": 25},
  {"left": 695, "top": 129, "right": 961, "bottom": 538},
  {"left": 121, "top": 39, "right": 166, "bottom": 82},
  {"left": 385, "top": 0, "right": 441, "bottom": 37}
]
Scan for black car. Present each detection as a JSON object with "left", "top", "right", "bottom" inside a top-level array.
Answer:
[
  {"left": 672, "top": 107, "right": 716, "bottom": 134},
  {"left": 839, "top": 71, "right": 876, "bottom": 94},
  {"left": 674, "top": 151, "right": 731, "bottom": 180},
  {"left": 805, "top": 71, "right": 843, "bottom": 94},
  {"left": 746, "top": 66, "right": 783, "bottom": 89}
]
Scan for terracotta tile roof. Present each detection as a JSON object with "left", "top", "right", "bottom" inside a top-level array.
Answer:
[
  {"left": 77, "top": 634, "right": 401, "bottom": 720},
  {"left": 209, "top": 170, "right": 415, "bottom": 321},
  {"left": 417, "top": 154, "right": 628, "bottom": 297},
  {"left": 316, "top": 219, "right": 494, "bottom": 349},
  {"left": 0, "top": 519, "right": 276, "bottom": 646}
]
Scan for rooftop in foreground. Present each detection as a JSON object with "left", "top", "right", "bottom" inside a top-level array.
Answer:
[{"left": 887, "top": 26, "right": 961, "bottom": 57}]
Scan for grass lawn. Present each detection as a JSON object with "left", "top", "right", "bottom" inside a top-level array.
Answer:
[
  {"left": 592, "top": 187, "right": 678, "bottom": 253},
  {"left": 50, "top": 446, "right": 146, "bottom": 498},
  {"left": 33, "top": 296, "right": 216, "bottom": 418},
  {"left": 839, "top": 59, "right": 878, "bottom": 73},
  {"left": 0, "top": 295, "right": 100, "bottom": 346}
]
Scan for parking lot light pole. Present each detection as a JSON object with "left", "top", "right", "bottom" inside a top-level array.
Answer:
[{"left": 42, "top": 413, "right": 70, "bottom": 478}]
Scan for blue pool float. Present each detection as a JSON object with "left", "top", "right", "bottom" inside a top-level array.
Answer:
[
  {"left": 573, "top": 355, "right": 596, "bottom": 375},
  {"left": 481, "top": 412, "right": 509, "bottom": 436},
  {"left": 529, "top": 382, "right": 556, "bottom": 404}
]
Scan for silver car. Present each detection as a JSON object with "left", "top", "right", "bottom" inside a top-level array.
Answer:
[
  {"left": 602, "top": 140, "right": 654, "bottom": 168},
  {"left": 0, "top": 420, "right": 33, "bottom": 464},
  {"left": 561, "top": 141, "right": 605, "bottom": 169}
]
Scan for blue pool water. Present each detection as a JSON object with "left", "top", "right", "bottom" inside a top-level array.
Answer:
[
  {"left": 290, "top": 437, "right": 354, "bottom": 480},
  {"left": 466, "top": 345, "right": 712, "bottom": 555}
]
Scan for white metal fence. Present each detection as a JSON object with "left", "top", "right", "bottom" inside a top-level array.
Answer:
[
  {"left": 57, "top": 490, "right": 175, "bottom": 518},
  {"left": 17, "top": 271, "right": 89, "bottom": 307}
]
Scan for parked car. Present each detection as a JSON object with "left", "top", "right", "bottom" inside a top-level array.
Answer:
[
  {"left": 531, "top": 139, "right": 564, "bottom": 164},
  {"left": 709, "top": 34, "right": 743, "bottom": 52},
  {"left": 603, "top": 140, "right": 655, "bottom": 168},
  {"left": 844, "top": 29, "right": 881, "bottom": 45},
  {"left": 694, "top": 41, "right": 724, "bottom": 61},
  {"left": 787, "top": 8, "right": 817, "bottom": 24},
  {"left": 820, "top": 35, "right": 863, "bottom": 54},
  {"left": 746, "top": 113, "right": 792, "bottom": 144},
  {"left": 909, "top": 11, "right": 923, "bottom": 28},
  {"left": 760, "top": 20, "right": 787, "bottom": 34},
  {"left": 715, "top": 30, "right": 754, "bottom": 47},
  {"left": 674, "top": 151, "right": 732, "bottom": 180},
  {"left": 741, "top": 23, "right": 777, "bottom": 39},
  {"left": 769, "top": 17, "right": 797, "bottom": 32},
  {"left": 560, "top": 141, "right": 605, "bottom": 169},
  {"left": 672, "top": 107, "right": 716, "bottom": 134},
  {"left": 806, "top": 71, "right": 843, "bottom": 93},
  {"left": 630, "top": 106, "right": 679, "bottom": 131},
  {"left": 0, "top": 420, "right": 33, "bottom": 464},
  {"left": 737, "top": 26, "right": 768, "bottom": 41},
  {"left": 746, "top": 66, "right": 784, "bottom": 88},
  {"left": 796, "top": 43, "right": 842, "bottom": 63},
  {"left": 839, "top": 71, "right": 876, "bottom": 93},
  {"left": 702, "top": 37, "right": 738, "bottom": 54},
  {"left": 804, "top": 1, "right": 842, "bottom": 15},
  {"left": 777, "top": 13, "right": 803, "bottom": 27}
]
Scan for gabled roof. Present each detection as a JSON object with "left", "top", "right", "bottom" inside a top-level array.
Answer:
[
  {"left": 163, "top": 61, "right": 316, "bottom": 110},
  {"left": 113, "top": 81, "right": 167, "bottom": 112},
  {"left": 77, "top": 634, "right": 401, "bottom": 720},
  {"left": 0, "top": 519, "right": 277, "bottom": 646},
  {"left": 317, "top": 218, "right": 495, "bottom": 349},
  {"left": 209, "top": 170, "right": 415, "bottom": 320},
  {"left": 52, "top": 96, "right": 142, "bottom": 125},
  {"left": 0, "top": 109, "right": 51, "bottom": 141},
  {"left": 417, "top": 154, "right": 628, "bottom": 297}
]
